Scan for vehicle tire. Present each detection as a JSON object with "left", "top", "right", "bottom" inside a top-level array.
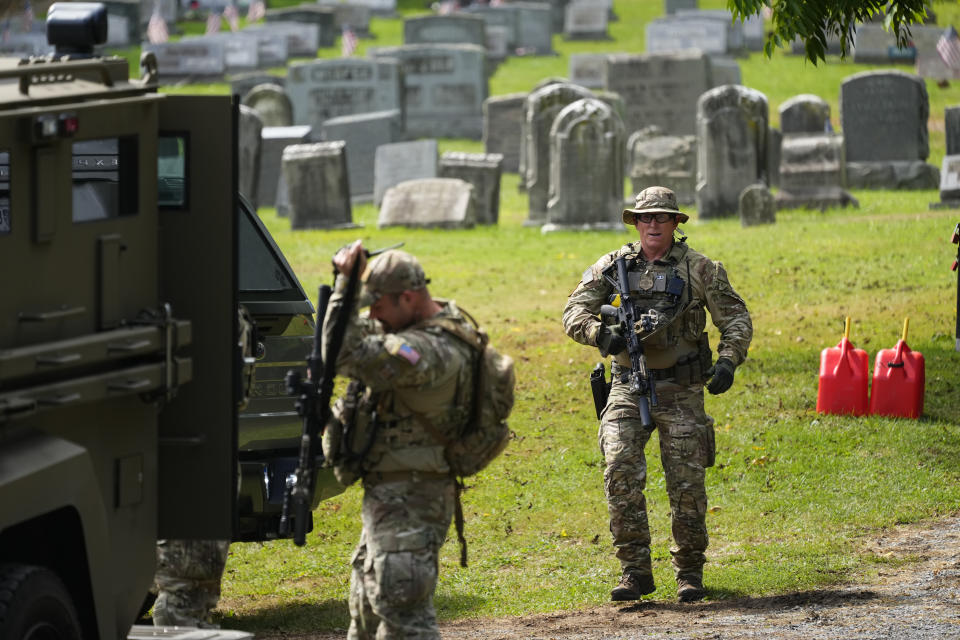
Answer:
[{"left": 0, "top": 564, "right": 82, "bottom": 640}]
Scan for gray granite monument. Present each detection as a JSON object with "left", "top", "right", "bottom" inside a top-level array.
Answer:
[
  {"left": 627, "top": 126, "right": 697, "bottom": 205},
  {"left": 283, "top": 142, "right": 358, "bottom": 230},
  {"left": 242, "top": 84, "right": 294, "bottom": 127},
  {"left": 776, "top": 134, "right": 858, "bottom": 210},
  {"left": 779, "top": 94, "right": 832, "bottom": 135},
  {"left": 258, "top": 125, "right": 312, "bottom": 211},
  {"left": 373, "top": 140, "right": 439, "bottom": 207},
  {"left": 439, "top": 151, "right": 504, "bottom": 225},
  {"left": 483, "top": 93, "right": 526, "bottom": 173},
  {"left": 738, "top": 183, "right": 776, "bottom": 227},
  {"left": 320, "top": 109, "right": 403, "bottom": 199},
  {"left": 378, "top": 178, "right": 476, "bottom": 229}
]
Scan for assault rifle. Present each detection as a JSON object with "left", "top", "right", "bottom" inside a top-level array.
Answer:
[
  {"left": 600, "top": 256, "right": 658, "bottom": 431},
  {"left": 952, "top": 222, "right": 959, "bottom": 352}
]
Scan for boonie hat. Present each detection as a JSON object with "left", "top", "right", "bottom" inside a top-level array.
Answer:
[
  {"left": 622, "top": 186, "right": 689, "bottom": 224},
  {"left": 359, "top": 249, "right": 429, "bottom": 307}
]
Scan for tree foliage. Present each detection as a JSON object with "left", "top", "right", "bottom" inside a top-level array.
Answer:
[{"left": 728, "top": 0, "right": 933, "bottom": 64}]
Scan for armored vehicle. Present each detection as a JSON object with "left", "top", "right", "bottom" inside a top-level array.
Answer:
[{"left": 0, "top": 5, "right": 338, "bottom": 638}]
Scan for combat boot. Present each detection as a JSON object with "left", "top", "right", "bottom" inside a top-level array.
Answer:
[
  {"left": 676, "top": 573, "right": 705, "bottom": 603},
  {"left": 610, "top": 570, "right": 655, "bottom": 601}
]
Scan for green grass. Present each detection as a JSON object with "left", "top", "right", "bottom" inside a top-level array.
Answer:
[{"left": 123, "top": 0, "right": 960, "bottom": 632}]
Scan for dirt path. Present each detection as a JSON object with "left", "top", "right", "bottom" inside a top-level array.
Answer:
[{"left": 264, "top": 514, "right": 960, "bottom": 639}]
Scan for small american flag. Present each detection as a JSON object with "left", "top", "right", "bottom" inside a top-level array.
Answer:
[
  {"left": 223, "top": 3, "right": 240, "bottom": 32},
  {"left": 21, "top": 0, "right": 33, "bottom": 32},
  {"left": 246, "top": 0, "right": 265, "bottom": 22},
  {"left": 146, "top": 8, "right": 169, "bottom": 44},
  {"left": 341, "top": 25, "right": 357, "bottom": 57},
  {"left": 205, "top": 11, "right": 221, "bottom": 34},
  {"left": 937, "top": 25, "right": 960, "bottom": 69}
]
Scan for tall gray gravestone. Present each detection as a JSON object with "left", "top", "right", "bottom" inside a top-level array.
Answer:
[
  {"left": 283, "top": 142, "right": 358, "bottom": 230},
  {"left": 439, "top": 151, "right": 503, "bottom": 225},
  {"left": 645, "top": 16, "right": 727, "bottom": 55},
  {"left": 738, "top": 183, "right": 776, "bottom": 227},
  {"left": 674, "top": 8, "right": 746, "bottom": 52},
  {"left": 242, "top": 84, "right": 294, "bottom": 127},
  {"left": 852, "top": 24, "right": 916, "bottom": 64},
  {"left": 604, "top": 51, "right": 712, "bottom": 136},
  {"left": 779, "top": 94, "right": 831, "bottom": 135},
  {"left": 695, "top": 85, "right": 768, "bottom": 219},
  {"left": 321, "top": 109, "right": 403, "bottom": 200},
  {"left": 238, "top": 105, "right": 263, "bottom": 210},
  {"left": 522, "top": 82, "right": 595, "bottom": 225},
  {"left": 403, "top": 14, "right": 486, "bottom": 47},
  {"left": 947, "top": 106, "right": 960, "bottom": 156},
  {"left": 265, "top": 6, "right": 336, "bottom": 48},
  {"left": 373, "top": 140, "right": 438, "bottom": 207},
  {"left": 369, "top": 44, "right": 488, "bottom": 139},
  {"left": 244, "top": 22, "right": 319, "bottom": 57},
  {"left": 767, "top": 126, "right": 782, "bottom": 188},
  {"left": 627, "top": 126, "right": 697, "bottom": 205},
  {"left": 323, "top": 2, "right": 373, "bottom": 37},
  {"left": 776, "top": 134, "right": 857, "bottom": 210},
  {"left": 258, "top": 125, "right": 312, "bottom": 211},
  {"left": 564, "top": 0, "right": 609, "bottom": 40},
  {"left": 231, "top": 73, "right": 284, "bottom": 102},
  {"left": 483, "top": 93, "right": 526, "bottom": 173},
  {"left": 543, "top": 98, "right": 625, "bottom": 232},
  {"left": 103, "top": 0, "right": 140, "bottom": 46},
  {"left": 378, "top": 178, "right": 476, "bottom": 229},
  {"left": 466, "top": 2, "right": 553, "bottom": 55},
  {"left": 286, "top": 58, "right": 403, "bottom": 133}
]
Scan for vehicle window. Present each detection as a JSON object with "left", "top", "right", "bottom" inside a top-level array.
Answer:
[
  {"left": 238, "top": 201, "right": 300, "bottom": 294},
  {"left": 72, "top": 137, "right": 138, "bottom": 222},
  {"left": 158, "top": 135, "right": 187, "bottom": 208},
  {"left": 0, "top": 151, "right": 9, "bottom": 235}
]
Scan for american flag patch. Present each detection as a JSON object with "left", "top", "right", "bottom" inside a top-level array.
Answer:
[{"left": 396, "top": 343, "right": 420, "bottom": 365}]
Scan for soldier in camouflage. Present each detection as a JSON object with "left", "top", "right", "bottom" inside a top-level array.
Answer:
[
  {"left": 326, "top": 242, "right": 476, "bottom": 640},
  {"left": 562, "top": 187, "right": 752, "bottom": 603},
  {"left": 152, "top": 539, "right": 230, "bottom": 627}
]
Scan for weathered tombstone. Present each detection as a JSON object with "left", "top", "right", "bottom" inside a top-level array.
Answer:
[
  {"left": 946, "top": 106, "right": 960, "bottom": 156},
  {"left": 369, "top": 44, "right": 488, "bottom": 139},
  {"left": 242, "top": 84, "right": 294, "bottom": 127},
  {"left": 102, "top": 0, "right": 140, "bottom": 46},
  {"left": 258, "top": 125, "right": 312, "bottom": 210},
  {"left": 738, "top": 183, "right": 776, "bottom": 227},
  {"left": 283, "top": 142, "right": 359, "bottom": 230},
  {"left": 242, "top": 29, "right": 289, "bottom": 68},
  {"left": 404, "top": 14, "right": 486, "bottom": 47},
  {"left": 593, "top": 90, "right": 625, "bottom": 125},
  {"left": 709, "top": 57, "right": 741, "bottom": 87},
  {"left": 378, "top": 178, "right": 476, "bottom": 229},
  {"left": 852, "top": 24, "right": 916, "bottom": 64},
  {"left": 541, "top": 0, "right": 572, "bottom": 33},
  {"left": 645, "top": 16, "right": 727, "bottom": 55},
  {"left": 767, "top": 126, "right": 781, "bottom": 188},
  {"left": 779, "top": 94, "right": 831, "bottom": 135},
  {"left": 564, "top": 0, "right": 609, "bottom": 40},
  {"left": 373, "top": 140, "right": 439, "bottom": 207},
  {"left": 569, "top": 53, "right": 607, "bottom": 89},
  {"left": 238, "top": 105, "right": 263, "bottom": 209},
  {"left": 627, "top": 126, "right": 697, "bottom": 205},
  {"left": 483, "top": 93, "right": 526, "bottom": 173},
  {"left": 320, "top": 109, "right": 403, "bottom": 199},
  {"left": 932, "top": 155, "right": 960, "bottom": 208},
  {"left": 514, "top": 2, "right": 554, "bottom": 54},
  {"left": 265, "top": 6, "right": 336, "bottom": 48},
  {"left": 605, "top": 51, "right": 712, "bottom": 136},
  {"left": 695, "top": 84, "right": 768, "bottom": 219},
  {"left": 776, "top": 134, "right": 858, "bottom": 210},
  {"left": 197, "top": 33, "right": 261, "bottom": 72},
  {"left": 543, "top": 98, "right": 625, "bottom": 232},
  {"left": 286, "top": 58, "right": 403, "bottom": 133},
  {"left": 319, "top": 2, "right": 373, "bottom": 38},
  {"left": 244, "top": 22, "right": 319, "bottom": 57},
  {"left": 522, "top": 82, "right": 594, "bottom": 224},
  {"left": 439, "top": 152, "right": 503, "bottom": 225},
  {"left": 674, "top": 8, "right": 745, "bottom": 52},
  {"left": 143, "top": 40, "right": 226, "bottom": 80},
  {"left": 230, "top": 73, "right": 284, "bottom": 101},
  {"left": 664, "top": 0, "right": 697, "bottom": 14}
]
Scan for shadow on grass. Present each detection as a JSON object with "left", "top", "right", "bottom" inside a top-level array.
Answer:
[
  {"left": 618, "top": 586, "right": 880, "bottom": 614},
  {"left": 216, "top": 598, "right": 350, "bottom": 634}
]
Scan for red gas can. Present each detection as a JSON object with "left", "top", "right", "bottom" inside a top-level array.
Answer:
[
  {"left": 869, "top": 318, "right": 925, "bottom": 418},
  {"left": 817, "top": 317, "right": 869, "bottom": 416}
]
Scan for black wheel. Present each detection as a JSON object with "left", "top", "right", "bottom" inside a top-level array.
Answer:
[{"left": 0, "top": 564, "right": 81, "bottom": 640}]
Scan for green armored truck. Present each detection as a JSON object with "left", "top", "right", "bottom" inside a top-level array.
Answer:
[{"left": 0, "top": 5, "right": 338, "bottom": 638}]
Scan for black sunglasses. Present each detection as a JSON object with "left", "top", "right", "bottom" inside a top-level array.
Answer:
[{"left": 635, "top": 212, "right": 676, "bottom": 224}]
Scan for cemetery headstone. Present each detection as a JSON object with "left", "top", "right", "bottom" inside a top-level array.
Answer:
[
  {"left": 185, "top": 33, "right": 259, "bottom": 72},
  {"left": 695, "top": 84, "right": 768, "bottom": 219},
  {"left": 852, "top": 24, "right": 916, "bottom": 64},
  {"left": 283, "top": 142, "right": 359, "bottom": 230},
  {"left": 369, "top": 44, "right": 488, "bottom": 139},
  {"left": 738, "top": 183, "right": 776, "bottom": 227},
  {"left": 231, "top": 73, "right": 284, "bottom": 101},
  {"left": 286, "top": 58, "right": 403, "bottom": 133},
  {"left": 932, "top": 155, "right": 960, "bottom": 208},
  {"left": 321, "top": 2, "right": 372, "bottom": 38},
  {"left": 439, "top": 151, "right": 504, "bottom": 225},
  {"left": 664, "top": 0, "right": 697, "bottom": 15},
  {"left": 321, "top": 0, "right": 395, "bottom": 15},
  {"left": 265, "top": 6, "right": 336, "bottom": 48},
  {"left": 779, "top": 94, "right": 831, "bottom": 135},
  {"left": 0, "top": 32, "right": 54, "bottom": 57},
  {"left": 627, "top": 126, "right": 697, "bottom": 205},
  {"left": 373, "top": 140, "right": 439, "bottom": 207},
  {"left": 767, "top": 126, "right": 781, "bottom": 188},
  {"left": 564, "top": 0, "right": 609, "bottom": 40},
  {"left": 242, "top": 84, "right": 294, "bottom": 127},
  {"left": 258, "top": 125, "right": 312, "bottom": 210},
  {"left": 776, "top": 134, "right": 858, "bottom": 210},
  {"left": 466, "top": 2, "right": 552, "bottom": 55},
  {"left": 674, "top": 8, "right": 746, "bottom": 52},
  {"left": 103, "top": 0, "right": 140, "bottom": 47},
  {"left": 483, "top": 93, "right": 526, "bottom": 173},
  {"left": 404, "top": 14, "right": 486, "bottom": 48},
  {"left": 239, "top": 105, "right": 263, "bottom": 209},
  {"left": 569, "top": 53, "right": 607, "bottom": 89},
  {"left": 522, "top": 82, "right": 595, "bottom": 224},
  {"left": 946, "top": 106, "right": 960, "bottom": 156},
  {"left": 143, "top": 40, "right": 226, "bottom": 80},
  {"left": 320, "top": 109, "right": 403, "bottom": 199},
  {"left": 541, "top": 0, "right": 572, "bottom": 33},
  {"left": 605, "top": 51, "right": 712, "bottom": 136},
  {"left": 378, "top": 178, "right": 476, "bottom": 229},
  {"left": 244, "top": 22, "right": 319, "bottom": 58},
  {"left": 543, "top": 98, "right": 625, "bottom": 232},
  {"left": 912, "top": 25, "right": 960, "bottom": 80},
  {"left": 709, "top": 57, "right": 741, "bottom": 87},
  {"left": 646, "top": 16, "right": 727, "bottom": 55}
]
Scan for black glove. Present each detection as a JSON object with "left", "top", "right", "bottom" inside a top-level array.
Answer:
[
  {"left": 705, "top": 358, "right": 736, "bottom": 395},
  {"left": 597, "top": 325, "right": 627, "bottom": 357}
]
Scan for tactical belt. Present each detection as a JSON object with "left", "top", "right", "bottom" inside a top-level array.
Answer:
[
  {"left": 611, "top": 361, "right": 677, "bottom": 382},
  {"left": 362, "top": 470, "right": 451, "bottom": 486}
]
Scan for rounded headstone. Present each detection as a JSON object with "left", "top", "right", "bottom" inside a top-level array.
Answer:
[
  {"left": 238, "top": 105, "right": 263, "bottom": 209},
  {"left": 242, "top": 83, "right": 294, "bottom": 127},
  {"left": 738, "top": 183, "right": 776, "bottom": 227},
  {"left": 779, "top": 94, "right": 831, "bottom": 135}
]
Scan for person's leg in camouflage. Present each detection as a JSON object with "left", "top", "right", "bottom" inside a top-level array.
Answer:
[
  {"left": 599, "top": 379, "right": 656, "bottom": 601},
  {"left": 348, "top": 477, "right": 454, "bottom": 640},
  {"left": 153, "top": 539, "right": 231, "bottom": 627},
  {"left": 655, "top": 382, "right": 713, "bottom": 602}
]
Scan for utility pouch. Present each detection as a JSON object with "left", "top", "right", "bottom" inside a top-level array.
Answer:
[
  {"left": 674, "top": 353, "right": 694, "bottom": 386},
  {"left": 700, "top": 424, "right": 716, "bottom": 468},
  {"left": 590, "top": 362, "right": 611, "bottom": 420},
  {"left": 697, "top": 333, "right": 712, "bottom": 382}
]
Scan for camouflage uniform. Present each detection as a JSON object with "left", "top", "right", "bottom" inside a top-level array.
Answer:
[
  {"left": 562, "top": 237, "right": 752, "bottom": 586},
  {"left": 324, "top": 252, "right": 474, "bottom": 640},
  {"left": 152, "top": 539, "right": 230, "bottom": 627}
]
